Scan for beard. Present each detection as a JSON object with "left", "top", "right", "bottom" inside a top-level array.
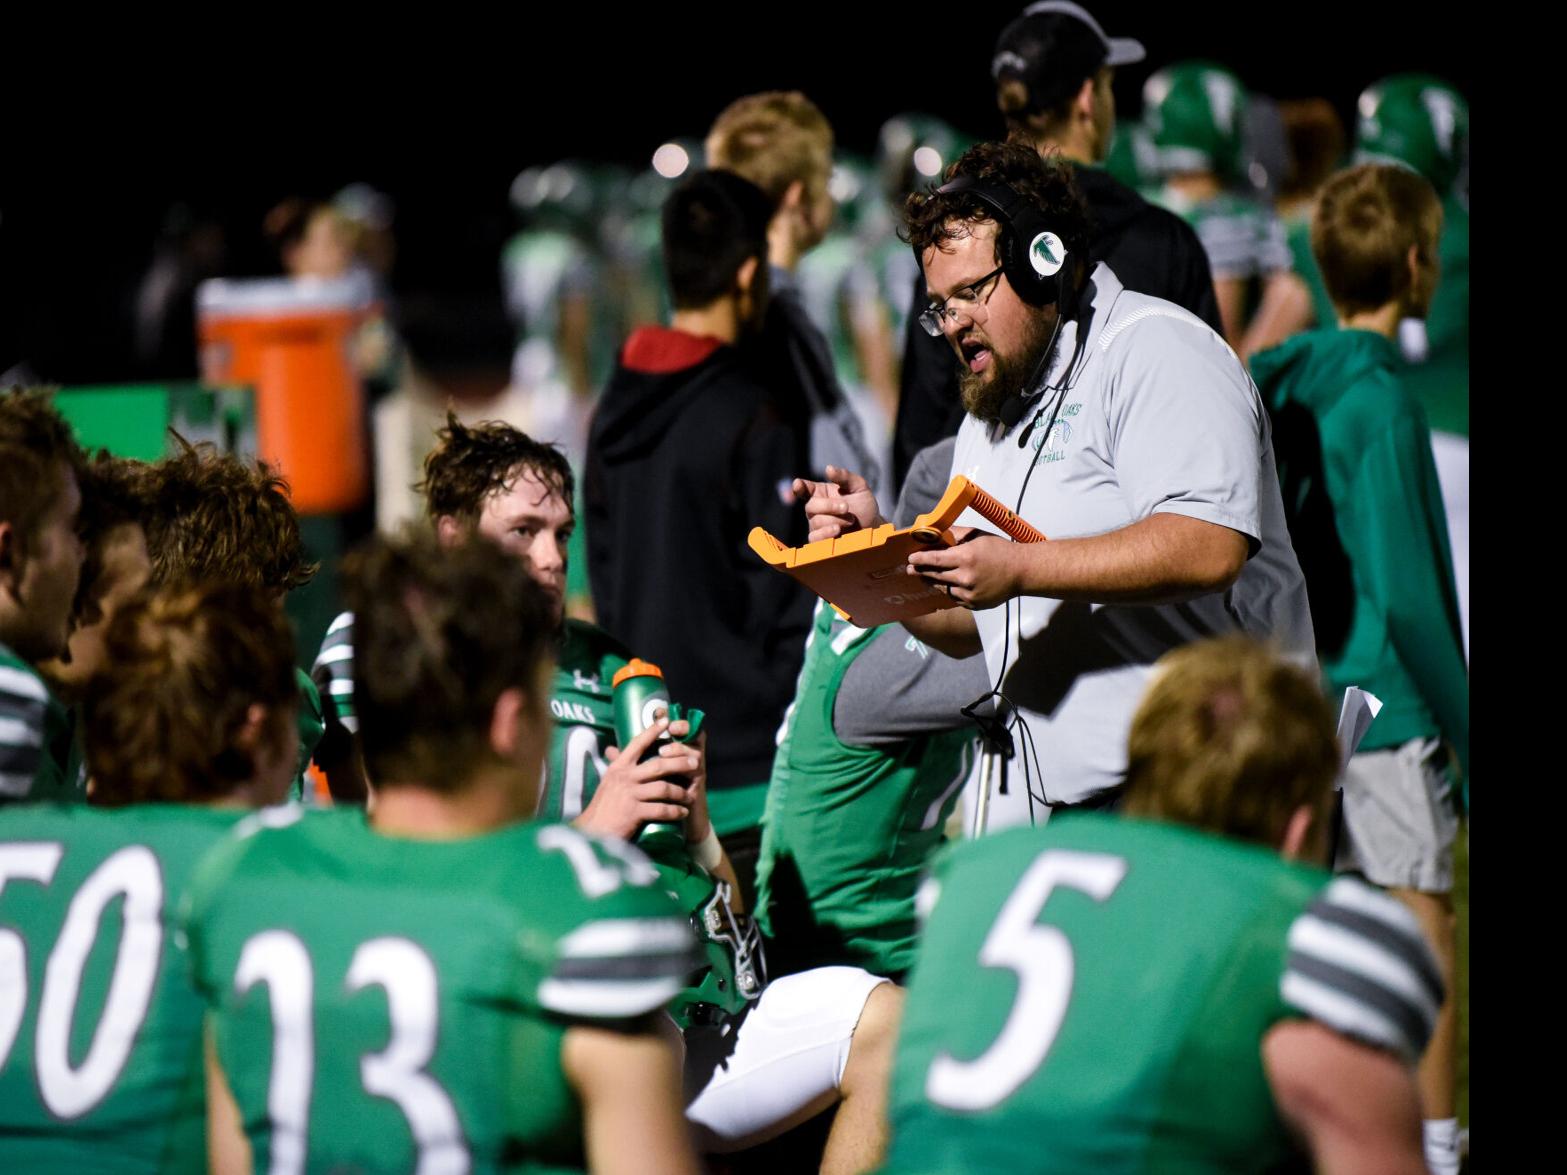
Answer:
[{"left": 957, "top": 310, "right": 1057, "bottom": 425}]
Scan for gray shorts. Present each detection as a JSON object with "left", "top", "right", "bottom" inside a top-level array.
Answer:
[{"left": 1333, "top": 737, "right": 1457, "bottom": 893}]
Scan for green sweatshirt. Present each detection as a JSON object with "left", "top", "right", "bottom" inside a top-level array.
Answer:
[{"left": 1252, "top": 329, "right": 1469, "bottom": 804}]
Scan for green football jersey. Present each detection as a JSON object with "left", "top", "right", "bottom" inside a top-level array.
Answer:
[
  {"left": 756, "top": 603, "right": 974, "bottom": 978},
  {"left": 539, "top": 619, "right": 630, "bottom": 822},
  {"left": 0, "top": 644, "right": 78, "bottom": 803},
  {"left": 309, "top": 615, "right": 757, "bottom": 1028},
  {"left": 0, "top": 803, "right": 244, "bottom": 1172},
  {"left": 182, "top": 807, "right": 699, "bottom": 1174},
  {"left": 291, "top": 667, "right": 324, "bottom": 804},
  {"left": 884, "top": 814, "right": 1442, "bottom": 1174}
]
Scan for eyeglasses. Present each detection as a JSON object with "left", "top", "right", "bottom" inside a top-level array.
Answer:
[{"left": 918, "top": 265, "right": 1006, "bottom": 337}]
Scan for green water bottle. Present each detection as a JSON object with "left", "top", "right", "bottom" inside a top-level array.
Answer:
[{"left": 612, "top": 658, "right": 685, "bottom": 847}]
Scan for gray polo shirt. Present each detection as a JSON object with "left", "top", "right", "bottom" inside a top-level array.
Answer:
[{"left": 948, "top": 262, "right": 1314, "bottom": 805}]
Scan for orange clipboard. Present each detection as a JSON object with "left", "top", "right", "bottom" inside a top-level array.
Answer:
[{"left": 748, "top": 475, "right": 1047, "bottom": 628}]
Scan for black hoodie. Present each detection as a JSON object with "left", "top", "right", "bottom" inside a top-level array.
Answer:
[
  {"left": 585, "top": 326, "right": 815, "bottom": 799},
  {"left": 891, "top": 165, "right": 1223, "bottom": 492}
]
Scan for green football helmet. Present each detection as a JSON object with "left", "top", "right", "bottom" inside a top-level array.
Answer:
[
  {"left": 1354, "top": 74, "right": 1469, "bottom": 196},
  {"left": 1143, "top": 61, "right": 1250, "bottom": 181},
  {"left": 877, "top": 113, "right": 972, "bottom": 205},
  {"left": 638, "top": 829, "right": 766, "bottom": 1030},
  {"left": 510, "top": 159, "right": 600, "bottom": 232},
  {"left": 1104, "top": 118, "right": 1160, "bottom": 191}
]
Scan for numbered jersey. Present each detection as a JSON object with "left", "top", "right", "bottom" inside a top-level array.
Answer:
[
  {"left": 756, "top": 602, "right": 974, "bottom": 978},
  {"left": 182, "top": 808, "right": 698, "bottom": 1174},
  {"left": 540, "top": 620, "right": 630, "bottom": 822},
  {"left": 884, "top": 814, "right": 1443, "bottom": 1174},
  {"left": 0, "top": 803, "right": 244, "bottom": 1172}
]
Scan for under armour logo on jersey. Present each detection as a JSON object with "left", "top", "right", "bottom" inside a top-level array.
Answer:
[{"left": 573, "top": 670, "right": 602, "bottom": 694}]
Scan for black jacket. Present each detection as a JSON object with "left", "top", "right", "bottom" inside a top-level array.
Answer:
[
  {"left": 891, "top": 165, "right": 1223, "bottom": 492},
  {"left": 586, "top": 326, "right": 814, "bottom": 794}
]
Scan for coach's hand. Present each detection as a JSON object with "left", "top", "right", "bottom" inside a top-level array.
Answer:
[
  {"left": 906, "top": 527, "right": 1027, "bottom": 610},
  {"left": 792, "top": 465, "right": 886, "bottom": 543},
  {"left": 576, "top": 717, "right": 701, "bottom": 841}
]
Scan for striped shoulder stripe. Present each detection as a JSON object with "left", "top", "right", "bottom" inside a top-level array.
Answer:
[
  {"left": 325, "top": 612, "right": 356, "bottom": 637},
  {"left": 316, "top": 643, "right": 355, "bottom": 668},
  {"left": 0, "top": 664, "right": 50, "bottom": 705},
  {"left": 537, "top": 974, "right": 689, "bottom": 1019},
  {"left": 540, "top": 916, "right": 701, "bottom": 1017},
  {"left": 1, "top": 768, "right": 39, "bottom": 798},
  {"left": 0, "top": 715, "right": 45, "bottom": 750},
  {"left": 1281, "top": 879, "right": 1443, "bottom": 1062}
]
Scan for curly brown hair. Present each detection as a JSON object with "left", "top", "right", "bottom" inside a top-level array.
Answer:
[
  {"left": 70, "top": 452, "right": 155, "bottom": 627},
  {"left": 0, "top": 386, "right": 86, "bottom": 558},
  {"left": 343, "top": 529, "right": 557, "bottom": 789},
  {"left": 1121, "top": 636, "right": 1339, "bottom": 850},
  {"left": 901, "top": 141, "right": 1091, "bottom": 266},
  {"left": 417, "top": 412, "right": 574, "bottom": 525},
  {"left": 84, "top": 581, "right": 297, "bottom": 806},
  {"left": 142, "top": 436, "right": 318, "bottom": 594}
]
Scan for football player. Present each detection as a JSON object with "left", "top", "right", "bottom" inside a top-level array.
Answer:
[
  {"left": 883, "top": 637, "right": 1437, "bottom": 1173},
  {"left": 189, "top": 533, "right": 701, "bottom": 1173},
  {"left": 0, "top": 387, "right": 86, "bottom": 802},
  {"left": 314, "top": 418, "right": 902, "bottom": 1171},
  {"left": 0, "top": 581, "right": 299, "bottom": 1170}
]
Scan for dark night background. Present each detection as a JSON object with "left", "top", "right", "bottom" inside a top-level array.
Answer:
[{"left": 1, "top": 3, "right": 1470, "bottom": 385}]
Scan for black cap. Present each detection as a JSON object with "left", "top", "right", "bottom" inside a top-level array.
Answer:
[{"left": 993, "top": 2, "right": 1147, "bottom": 116}]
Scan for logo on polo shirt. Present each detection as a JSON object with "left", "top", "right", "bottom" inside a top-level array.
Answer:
[{"left": 1032, "top": 419, "right": 1073, "bottom": 464}]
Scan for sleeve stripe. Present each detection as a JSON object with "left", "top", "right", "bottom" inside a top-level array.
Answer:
[
  {"left": 325, "top": 612, "right": 355, "bottom": 637},
  {"left": 327, "top": 680, "right": 355, "bottom": 697},
  {"left": 1284, "top": 950, "right": 1434, "bottom": 1060},
  {"left": 316, "top": 645, "right": 355, "bottom": 668},
  {"left": 1, "top": 769, "right": 37, "bottom": 797},
  {"left": 0, "top": 718, "right": 44, "bottom": 750},
  {"left": 1286, "top": 913, "right": 1442, "bottom": 1022},
  {"left": 538, "top": 975, "right": 687, "bottom": 1018},
  {"left": 1280, "top": 970, "right": 1420, "bottom": 1062},
  {"left": 557, "top": 917, "right": 696, "bottom": 959},
  {"left": 0, "top": 666, "right": 49, "bottom": 704},
  {"left": 1305, "top": 902, "right": 1444, "bottom": 1007},
  {"left": 1321, "top": 880, "right": 1445, "bottom": 998},
  {"left": 554, "top": 948, "right": 702, "bottom": 982}
]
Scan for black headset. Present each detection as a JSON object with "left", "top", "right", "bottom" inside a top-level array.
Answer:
[{"left": 928, "top": 174, "right": 1080, "bottom": 318}]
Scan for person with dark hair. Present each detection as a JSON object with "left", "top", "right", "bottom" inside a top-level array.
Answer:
[
  {"left": 1250, "top": 161, "right": 1467, "bottom": 1175},
  {"left": 0, "top": 581, "right": 299, "bottom": 1171},
  {"left": 882, "top": 637, "right": 1437, "bottom": 1174},
  {"left": 322, "top": 406, "right": 902, "bottom": 1170},
  {"left": 796, "top": 141, "right": 1313, "bottom": 820},
  {"left": 707, "top": 91, "right": 886, "bottom": 497},
  {"left": 891, "top": 1, "right": 1224, "bottom": 494},
  {"left": 186, "top": 533, "right": 702, "bottom": 1175},
  {"left": 586, "top": 169, "right": 815, "bottom": 869},
  {"left": 141, "top": 439, "right": 323, "bottom": 802},
  {"left": 0, "top": 387, "right": 85, "bottom": 802}
]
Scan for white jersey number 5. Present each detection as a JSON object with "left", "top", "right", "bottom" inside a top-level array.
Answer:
[{"left": 925, "top": 850, "right": 1127, "bottom": 1112}]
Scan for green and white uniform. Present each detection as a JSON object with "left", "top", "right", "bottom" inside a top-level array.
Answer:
[
  {"left": 0, "top": 803, "right": 244, "bottom": 1172},
  {"left": 756, "top": 601, "right": 975, "bottom": 978},
  {"left": 1159, "top": 188, "right": 1292, "bottom": 284},
  {"left": 0, "top": 644, "right": 77, "bottom": 803},
  {"left": 883, "top": 814, "right": 1442, "bottom": 1174},
  {"left": 182, "top": 806, "right": 698, "bottom": 1174}
]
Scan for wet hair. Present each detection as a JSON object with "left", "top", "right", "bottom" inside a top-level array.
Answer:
[
  {"left": 85, "top": 581, "right": 297, "bottom": 806},
  {"left": 417, "top": 412, "right": 574, "bottom": 524},
  {"left": 142, "top": 436, "right": 317, "bottom": 594},
  {"left": 343, "top": 530, "right": 557, "bottom": 788}
]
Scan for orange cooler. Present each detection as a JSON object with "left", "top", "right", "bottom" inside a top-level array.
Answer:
[{"left": 198, "top": 276, "right": 372, "bottom": 514}]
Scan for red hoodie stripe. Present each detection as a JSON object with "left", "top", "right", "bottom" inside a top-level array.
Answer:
[{"left": 621, "top": 326, "right": 726, "bottom": 375}]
